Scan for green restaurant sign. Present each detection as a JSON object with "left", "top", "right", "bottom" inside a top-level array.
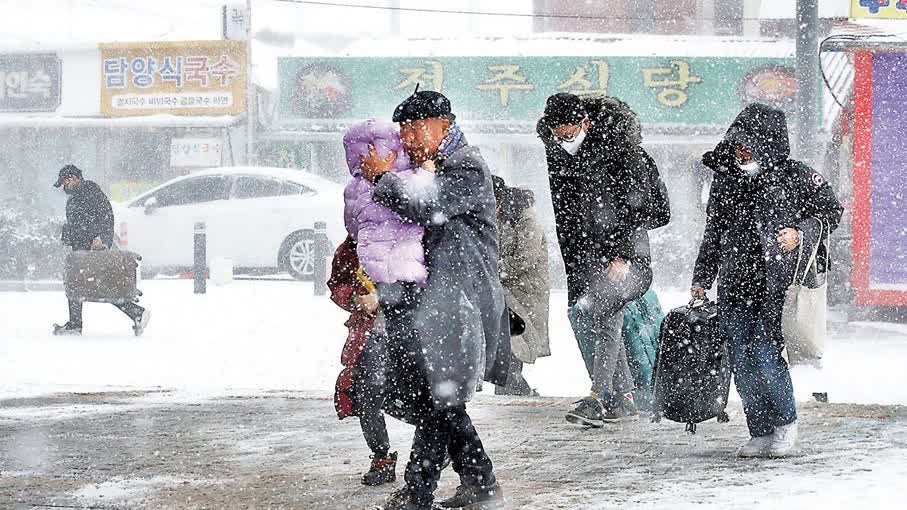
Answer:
[{"left": 278, "top": 56, "right": 798, "bottom": 127}]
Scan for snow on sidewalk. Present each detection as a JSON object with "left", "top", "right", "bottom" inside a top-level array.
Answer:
[{"left": 1, "top": 280, "right": 907, "bottom": 406}]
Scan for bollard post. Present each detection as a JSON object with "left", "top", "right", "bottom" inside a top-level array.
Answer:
[
  {"left": 312, "top": 221, "right": 330, "bottom": 296},
  {"left": 194, "top": 221, "right": 206, "bottom": 294}
]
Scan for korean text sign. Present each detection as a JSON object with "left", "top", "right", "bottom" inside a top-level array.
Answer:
[
  {"left": 0, "top": 53, "right": 62, "bottom": 112},
  {"left": 277, "top": 56, "right": 797, "bottom": 126},
  {"left": 170, "top": 137, "right": 224, "bottom": 167},
  {"left": 850, "top": 1, "right": 907, "bottom": 19},
  {"left": 100, "top": 41, "right": 247, "bottom": 117}
]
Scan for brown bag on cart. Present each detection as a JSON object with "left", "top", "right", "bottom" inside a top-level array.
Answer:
[{"left": 64, "top": 250, "right": 141, "bottom": 303}]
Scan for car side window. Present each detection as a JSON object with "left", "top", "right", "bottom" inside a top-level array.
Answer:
[
  {"left": 233, "top": 177, "right": 282, "bottom": 200},
  {"left": 279, "top": 181, "right": 314, "bottom": 196},
  {"left": 149, "top": 176, "right": 231, "bottom": 208}
]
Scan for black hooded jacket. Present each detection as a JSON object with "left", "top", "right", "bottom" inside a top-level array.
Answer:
[
  {"left": 63, "top": 180, "right": 115, "bottom": 251},
  {"left": 538, "top": 95, "right": 655, "bottom": 304},
  {"left": 692, "top": 103, "right": 844, "bottom": 305}
]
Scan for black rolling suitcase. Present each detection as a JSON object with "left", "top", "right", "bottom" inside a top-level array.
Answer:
[
  {"left": 652, "top": 298, "right": 731, "bottom": 433},
  {"left": 64, "top": 250, "right": 142, "bottom": 304}
]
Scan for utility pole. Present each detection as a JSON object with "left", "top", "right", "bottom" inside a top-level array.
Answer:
[
  {"left": 795, "top": 0, "right": 819, "bottom": 166},
  {"left": 390, "top": 0, "right": 400, "bottom": 36},
  {"left": 246, "top": 0, "right": 257, "bottom": 166}
]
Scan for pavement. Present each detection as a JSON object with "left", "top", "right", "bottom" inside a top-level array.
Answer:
[{"left": 2, "top": 392, "right": 906, "bottom": 510}]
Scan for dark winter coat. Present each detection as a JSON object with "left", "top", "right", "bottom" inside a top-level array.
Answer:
[
  {"left": 63, "top": 180, "right": 115, "bottom": 251},
  {"left": 494, "top": 181, "right": 551, "bottom": 364},
  {"left": 692, "top": 103, "right": 844, "bottom": 305},
  {"left": 538, "top": 95, "right": 655, "bottom": 305},
  {"left": 373, "top": 137, "right": 511, "bottom": 408}
]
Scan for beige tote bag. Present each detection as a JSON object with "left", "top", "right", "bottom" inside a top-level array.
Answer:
[{"left": 782, "top": 220, "right": 828, "bottom": 366}]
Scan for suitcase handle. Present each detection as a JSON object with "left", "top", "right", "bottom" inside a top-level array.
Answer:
[{"left": 688, "top": 297, "right": 710, "bottom": 308}]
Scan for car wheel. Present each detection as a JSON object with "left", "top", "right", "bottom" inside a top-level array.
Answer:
[{"left": 281, "top": 231, "right": 316, "bottom": 281}]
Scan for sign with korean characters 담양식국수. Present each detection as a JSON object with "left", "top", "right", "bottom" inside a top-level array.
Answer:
[
  {"left": 100, "top": 41, "right": 247, "bottom": 117},
  {"left": 170, "top": 137, "right": 224, "bottom": 168},
  {"left": 0, "top": 53, "right": 61, "bottom": 112}
]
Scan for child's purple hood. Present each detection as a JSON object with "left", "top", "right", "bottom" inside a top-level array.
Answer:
[{"left": 342, "top": 119, "right": 411, "bottom": 177}]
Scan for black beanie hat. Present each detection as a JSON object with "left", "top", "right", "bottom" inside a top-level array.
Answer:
[
  {"left": 392, "top": 85, "right": 455, "bottom": 123},
  {"left": 543, "top": 92, "right": 587, "bottom": 127}
]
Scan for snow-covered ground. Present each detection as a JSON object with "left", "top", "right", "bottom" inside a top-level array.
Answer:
[{"left": 2, "top": 280, "right": 906, "bottom": 406}]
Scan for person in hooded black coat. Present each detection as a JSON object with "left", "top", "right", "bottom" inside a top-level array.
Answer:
[
  {"left": 691, "top": 103, "right": 843, "bottom": 458},
  {"left": 537, "top": 93, "right": 657, "bottom": 427},
  {"left": 53, "top": 165, "right": 149, "bottom": 336}
]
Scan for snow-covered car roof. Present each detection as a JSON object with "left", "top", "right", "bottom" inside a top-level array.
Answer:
[
  {"left": 122, "top": 166, "right": 343, "bottom": 207},
  {"left": 189, "top": 166, "right": 342, "bottom": 190}
]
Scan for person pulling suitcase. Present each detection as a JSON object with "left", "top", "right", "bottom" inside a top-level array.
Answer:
[
  {"left": 691, "top": 104, "right": 843, "bottom": 457},
  {"left": 53, "top": 165, "right": 151, "bottom": 336}
]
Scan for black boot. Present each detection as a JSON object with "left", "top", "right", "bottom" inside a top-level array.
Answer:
[
  {"left": 363, "top": 452, "right": 397, "bottom": 486},
  {"left": 382, "top": 486, "right": 433, "bottom": 510},
  {"left": 439, "top": 483, "right": 504, "bottom": 509},
  {"left": 53, "top": 321, "right": 82, "bottom": 336}
]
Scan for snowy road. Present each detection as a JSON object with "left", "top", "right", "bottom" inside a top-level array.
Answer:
[
  {"left": 2, "top": 281, "right": 907, "bottom": 508},
  {"left": 0, "top": 391, "right": 906, "bottom": 509}
]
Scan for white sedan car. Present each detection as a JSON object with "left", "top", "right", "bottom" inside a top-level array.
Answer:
[{"left": 113, "top": 167, "right": 346, "bottom": 280}]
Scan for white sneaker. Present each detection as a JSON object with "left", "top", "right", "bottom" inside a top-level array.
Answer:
[
  {"left": 768, "top": 421, "right": 798, "bottom": 458},
  {"left": 133, "top": 309, "right": 152, "bottom": 337},
  {"left": 736, "top": 436, "right": 772, "bottom": 458}
]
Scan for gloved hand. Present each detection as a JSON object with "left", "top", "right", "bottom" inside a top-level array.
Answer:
[
  {"left": 701, "top": 141, "right": 734, "bottom": 171},
  {"left": 90, "top": 237, "right": 108, "bottom": 251}
]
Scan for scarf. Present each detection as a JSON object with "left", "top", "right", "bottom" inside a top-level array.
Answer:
[{"left": 436, "top": 122, "right": 467, "bottom": 162}]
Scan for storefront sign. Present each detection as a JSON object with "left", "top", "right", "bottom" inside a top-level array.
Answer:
[
  {"left": 851, "top": 0, "right": 907, "bottom": 19},
  {"left": 170, "top": 137, "right": 224, "bottom": 167},
  {"left": 223, "top": 4, "right": 250, "bottom": 41},
  {"left": 100, "top": 41, "right": 247, "bottom": 117},
  {"left": 0, "top": 53, "right": 62, "bottom": 112},
  {"left": 851, "top": 51, "right": 907, "bottom": 306},
  {"left": 278, "top": 56, "right": 797, "bottom": 127}
]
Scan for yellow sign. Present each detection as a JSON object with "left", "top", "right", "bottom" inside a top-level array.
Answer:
[
  {"left": 850, "top": 1, "right": 907, "bottom": 19},
  {"left": 100, "top": 41, "right": 247, "bottom": 117}
]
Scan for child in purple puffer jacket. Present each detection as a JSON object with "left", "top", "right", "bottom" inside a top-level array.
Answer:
[{"left": 343, "top": 119, "right": 431, "bottom": 285}]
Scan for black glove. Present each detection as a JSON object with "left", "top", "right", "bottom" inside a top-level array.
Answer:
[{"left": 701, "top": 141, "right": 734, "bottom": 171}]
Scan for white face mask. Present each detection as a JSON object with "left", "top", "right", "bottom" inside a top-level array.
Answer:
[
  {"left": 739, "top": 160, "right": 761, "bottom": 178},
  {"left": 559, "top": 128, "right": 587, "bottom": 156}
]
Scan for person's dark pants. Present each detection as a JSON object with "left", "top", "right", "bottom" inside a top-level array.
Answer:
[
  {"left": 495, "top": 356, "right": 533, "bottom": 396},
  {"left": 378, "top": 283, "right": 495, "bottom": 505},
  {"left": 721, "top": 298, "right": 797, "bottom": 438},
  {"left": 354, "top": 331, "right": 392, "bottom": 459},
  {"left": 68, "top": 299, "right": 144, "bottom": 327},
  {"left": 404, "top": 404, "right": 496, "bottom": 506}
]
